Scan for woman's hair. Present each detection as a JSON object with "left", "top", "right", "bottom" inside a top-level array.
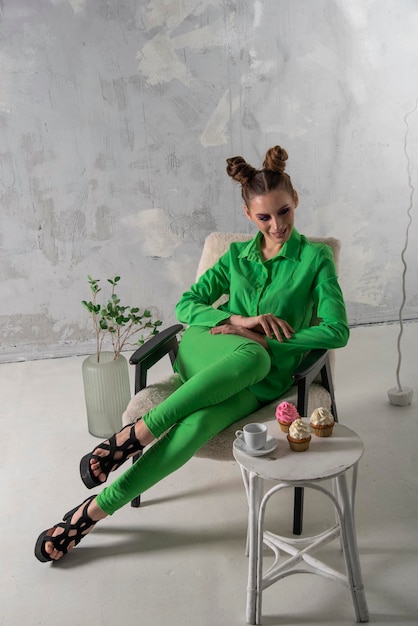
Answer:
[{"left": 226, "top": 145, "right": 295, "bottom": 205}]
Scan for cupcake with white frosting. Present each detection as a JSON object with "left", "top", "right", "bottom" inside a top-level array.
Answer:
[
  {"left": 310, "top": 407, "right": 334, "bottom": 437},
  {"left": 287, "top": 419, "right": 312, "bottom": 452}
]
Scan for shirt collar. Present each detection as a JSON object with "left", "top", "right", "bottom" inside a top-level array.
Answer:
[{"left": 239, "top": 228, "right": 302, "bottom": 262}]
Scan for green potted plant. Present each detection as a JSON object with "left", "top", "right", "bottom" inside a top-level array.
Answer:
[{"left": 81, "top": 275, "right": 162, "bottom": 438}]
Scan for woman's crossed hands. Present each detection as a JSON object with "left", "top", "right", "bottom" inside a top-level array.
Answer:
[{"left": 210, "top": 313, "right": 294, "bottom": 348}]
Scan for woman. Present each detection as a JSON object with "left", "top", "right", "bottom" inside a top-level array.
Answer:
[{"left": 35, "top": 145, "right": 349, "bottom": 562}]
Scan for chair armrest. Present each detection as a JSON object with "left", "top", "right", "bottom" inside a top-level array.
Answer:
[
  {"left": 129, "top": 324, "right": 183, "bottom": 392},
  {"left": 291, "top": 349, "right": 328, "bottom": 385},
  {"left": 129, "top": 324, "right": 183, "bottom": 365},
  {"left": 291, "top": 349, "right": 338, "bottom": 421}
]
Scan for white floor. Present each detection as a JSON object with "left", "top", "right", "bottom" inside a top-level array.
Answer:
[{"left": 1, "top": 323, "right": 418, "bottom": 626}]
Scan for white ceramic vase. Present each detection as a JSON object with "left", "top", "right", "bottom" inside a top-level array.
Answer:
[{"left": 82, "top": 351, "right": 131, "bottom": 438}]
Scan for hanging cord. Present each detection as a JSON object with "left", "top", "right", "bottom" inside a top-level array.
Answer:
[{"left": 395, "top": 97, "right": 418, "bottom": 391}]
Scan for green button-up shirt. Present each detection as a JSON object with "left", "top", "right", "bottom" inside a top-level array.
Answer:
[{"left": 175, "top": 228, "right": 349, "bottom": 403}]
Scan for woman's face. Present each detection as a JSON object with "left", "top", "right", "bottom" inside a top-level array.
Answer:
[{"left": 244, "top": 187, "right": 298, "bottom": 252}]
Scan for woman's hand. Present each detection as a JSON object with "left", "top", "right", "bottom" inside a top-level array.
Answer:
[
  {"left": 209, "top": 324, "right": 269, "bottom": 348},
  {"left": 227, "top": 314, "right": 295, "bottom": 342}
]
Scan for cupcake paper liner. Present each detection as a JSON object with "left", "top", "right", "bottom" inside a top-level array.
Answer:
[
  {"left": 287, "top": 435, "right": 311, "bottom": 452},
  {"left": 311, "top": 423, "right": 334, "bottom": 438}
]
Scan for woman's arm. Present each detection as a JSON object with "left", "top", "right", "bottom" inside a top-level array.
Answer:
[
  {"left": 210, "top": 323, "right": 270, "bottom": 348},
  {"left": 211, "top": 244, "right": 349, "bottom": 355},
  {"left": 265, "top": 246, "right": 350, "bottom": 357},
  {"left": 175, "top": 253, "right": 233, "bottom": 327},
  {"left": 210, "top": 313, "right": 295, "bottom": 347}
]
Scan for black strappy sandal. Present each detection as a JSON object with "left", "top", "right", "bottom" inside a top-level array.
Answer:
[
  {"left": 79, "top": 423, "right": 144, "bottom": 489},
  {"left": 35, "top": 495, "right": 98, "bottom": 563}
]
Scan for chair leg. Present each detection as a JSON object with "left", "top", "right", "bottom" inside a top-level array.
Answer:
[
  {"left": 293, "top": 382, "right": 308, "bottom": 535},
  {"left": 293, "top": 487, "right": 304, "bottom": 535},
  {"left": 131, "top": 494, "right": 141, "bottom": 508},
  {"left": 321, "top": 357, "right": 339, "bottom": 422},
  {"left": 130, "top": 453, "right": 142, "bottom": 508}
]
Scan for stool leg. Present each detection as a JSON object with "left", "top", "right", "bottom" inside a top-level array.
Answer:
[
  {"left": 293, "top": 487, "right": 304, "bottom": 535},
  {"left": 336, "top": 473, "right": 369, "bottom": 622},
  {"left": 246, "top": 472, "right": 263, "bottom": 625},
  {"left": 239, "top": 466, "right": 251, "bottom": 557}
]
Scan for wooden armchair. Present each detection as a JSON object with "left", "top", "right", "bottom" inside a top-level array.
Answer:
[{"left": 123, "top": 233, "right": 340, "bottom": 535}]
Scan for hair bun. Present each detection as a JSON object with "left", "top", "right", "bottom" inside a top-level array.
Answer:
[
  {"left": 263, "top": 145, "right": 288, "bottom": 174},
  {"left": 226, "top": 145, "right": 294, "bottom": 205},
  {"left": 226, "top": 156, "right": 257, "bottom": 186}
]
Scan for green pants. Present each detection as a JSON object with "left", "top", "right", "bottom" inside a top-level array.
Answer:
[{"left": 96, "top": 326, "right": 271, "bottom": 515}]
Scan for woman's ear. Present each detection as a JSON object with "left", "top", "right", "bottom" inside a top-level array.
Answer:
[
  {"left": 293, "top": 190, "right": 299, "bottom": 209},
  {"left": 244, "top": 204, "right": 252, "bottom": 220}
]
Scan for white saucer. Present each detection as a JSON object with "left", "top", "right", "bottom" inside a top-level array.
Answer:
[{"left": 233, "top": 435, "right": 278, "bottom": 457}]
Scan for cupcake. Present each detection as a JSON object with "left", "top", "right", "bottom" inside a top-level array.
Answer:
[
  {"left": 275, "top": 401, "right": 300, "bottom": 433},
  {"left": 287, "top": 419, "right": 312, "bottom": 452},
  {"left": 310, "top": 407, "right": 334, "bottom": 437}
]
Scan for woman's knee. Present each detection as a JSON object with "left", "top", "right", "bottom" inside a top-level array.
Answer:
[{"left": 238, "top": 341, "right": 271, "bottom": 379}]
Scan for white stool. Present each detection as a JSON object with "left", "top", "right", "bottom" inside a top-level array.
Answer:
[{"left": 233, "top": 420, "right": 369, "bottom": 625}]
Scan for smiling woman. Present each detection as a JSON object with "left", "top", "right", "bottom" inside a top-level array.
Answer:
[
  {"left": 226, "top": 147, "right": 298, "bottom": 260},
  {"left": 244, "top": 189, "right": 298, "bottom": 260},
  {"left": 35, "top": 145, "right": 349, "bottom": 564}
]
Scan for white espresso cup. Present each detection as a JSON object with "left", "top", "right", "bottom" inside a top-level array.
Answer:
[{"left": 235, "top": 423, "right": 268, "bottom": 450}]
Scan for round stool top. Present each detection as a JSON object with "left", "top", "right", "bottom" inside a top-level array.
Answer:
[{"left": 233, "top": 420, "right": 364, "bottom": 483}]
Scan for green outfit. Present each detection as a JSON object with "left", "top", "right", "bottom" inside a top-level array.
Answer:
[
  {"left": 96, "top": 229, "right": 349, "bottom": 515},
  {"left": 175, "top": 229, "right": 349, "bottom": 402}
]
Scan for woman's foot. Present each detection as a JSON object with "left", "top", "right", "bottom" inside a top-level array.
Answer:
[
  {"left": 79, "top": 421, "right": 153, "bottom": 489},
  {"left": 34, "top": 496, "right": 107, "bottom": 562}
]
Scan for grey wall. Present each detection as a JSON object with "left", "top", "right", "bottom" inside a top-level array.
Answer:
[{"left": 1, "top": 0, "right": 418, "bottom": 361}]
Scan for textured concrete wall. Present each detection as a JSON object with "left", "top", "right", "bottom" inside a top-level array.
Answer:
[{"left": 1, "top": 0, "right": 417, "bottom": 360}]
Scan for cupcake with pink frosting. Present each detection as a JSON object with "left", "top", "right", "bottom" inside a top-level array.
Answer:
[{"left": 275, "top": 401, "right": 300, "bottom": 433}]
